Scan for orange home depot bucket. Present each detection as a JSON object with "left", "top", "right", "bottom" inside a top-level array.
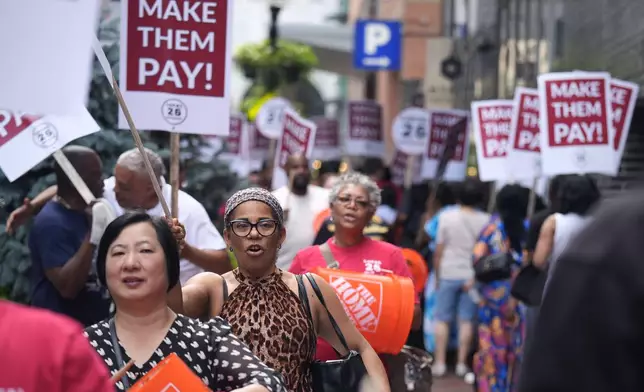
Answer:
[
  {"left": 313, "top": 208, "right": 331, "bottom": 232},
  {"left": 315, "top": 267, "right": 415, "bottom": 355},
  {"left": 129, "top": 353, "right": 211, "bottom": 392},
  {"left": 401, "top": 248, "right": 429, "bottom": 296}
]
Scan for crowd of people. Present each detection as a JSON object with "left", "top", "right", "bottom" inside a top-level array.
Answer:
[{"left": 1, "top": 143, "right": 621, "bottom": 392}]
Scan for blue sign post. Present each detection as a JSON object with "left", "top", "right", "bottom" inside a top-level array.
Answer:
[{"left": 353, "top": 20, "right": 402, "bottom": 71}]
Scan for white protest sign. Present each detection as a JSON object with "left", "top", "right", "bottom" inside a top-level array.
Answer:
[
  {"left": 392, "top": 107, "right": 430, "bottom": 156},
  {"left": 471, "top": 100, "right": 514, "bottom": 182},
  {"left": 0, "top": 109, "right": 101, "bottom": 182},
  {"left": 0, "top": 0, "right": 102, "bottom": 116},
  {"left": 118, "top": 0, "right": 233, "bottom": 134},
  {"left": 256, "top": 97, "right": 292, "bottom": 140},
  {"left": 345, "top": 101, "right": 384, "bottom": 157},
  {"left": 506, "top": 88, "right": 542, "bottom": 180},
  {"left": 573, "top": 71, "right": 640, "bottom": 174},
  {"left": 609, "top": 79, "right": 639, "bottom": 174},
  {"left": 271, "top": 109, "right": 317, "bottom": 189},
  {"left": 538, "top": 72, "right": 613, "bottom": 176},
  {"left": 421, "top": 109, "right": 470, "bottom": 181}
]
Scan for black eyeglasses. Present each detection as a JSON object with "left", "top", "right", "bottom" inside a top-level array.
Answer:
[
  {"left": 335, "top": 195, "right": 371, "bottom": 209},
  {"left": 228, "top": 219, "right": 279, "bottom": 237}
]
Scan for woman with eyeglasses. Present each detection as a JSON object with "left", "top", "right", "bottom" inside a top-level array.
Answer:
[
  {"left": 177, "top": 187, "right": 389, "bottom": 392},
  {"left": 289, "top": 172, "right": 421, "bottom": 365}
]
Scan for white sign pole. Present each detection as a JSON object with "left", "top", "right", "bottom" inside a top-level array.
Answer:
[{"left": 52, "top": 150, "right": 95, "bottom": 204}]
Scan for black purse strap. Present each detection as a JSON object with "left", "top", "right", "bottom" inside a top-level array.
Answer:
[
  {"left": 109, "top": 318, "right": 131, "bottom": 389},
  {"left": 319, "top": 243, "right": 339, "bottom": 269},
  {"left": 304, "top": 273, "right": 350, "bottom": 352}
]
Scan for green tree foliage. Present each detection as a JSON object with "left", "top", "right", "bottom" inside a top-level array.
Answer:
[{"left": 0, "top": 23, "right": 241, "bottom": 303}]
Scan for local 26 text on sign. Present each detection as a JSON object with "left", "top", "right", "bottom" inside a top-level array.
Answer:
[
  {"left": 513, "top": 92, "right": 541, "bottom": 152},
  {"left": 0, "top": 110, "right": 43, "bottom": 148},
  {"left": 127, "top": 0, "right": 228, "bottom": 97},
  {"left": 544, "top": 78, "right": 610, "bottom": 147},
  {"left": 477, "top": 104, "right": 513, "bottom": 158}
]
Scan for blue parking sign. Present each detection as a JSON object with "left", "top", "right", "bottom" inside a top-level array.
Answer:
[{"left": 353, "top": 20, "right": 402, "bottom": 71}]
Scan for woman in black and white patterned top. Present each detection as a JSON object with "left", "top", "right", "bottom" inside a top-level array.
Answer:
[{"left": 85, "top": 212, "right": 285, "bottom": 392}]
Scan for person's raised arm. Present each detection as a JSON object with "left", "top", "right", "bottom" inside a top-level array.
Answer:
[
  {"left": 5, "top": 186, "right": 57, "bottom": 234},
  {"left": 178, "top": 272, "right": 224, "bottom": 319},
  {"left": 532, "top": 215, "right": 556, "bottom": 270},
  {"left": 181, "top": 205, "right": 232, "bottom": 274},
  {"left": 309, "top": 274, "right": 390, "bottom": 392},
  {"left": 209, "top": 318, "right": 286, "bottom": 392},
  {"left": 38, "top": 227, "right": 95, "bottom": 300}
]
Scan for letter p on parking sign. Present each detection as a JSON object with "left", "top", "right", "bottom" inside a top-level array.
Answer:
[{"left": 354, "top": 20, "right": 401, "bottom": 71}]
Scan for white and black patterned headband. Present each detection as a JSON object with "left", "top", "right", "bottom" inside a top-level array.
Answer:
[{"left": 224, "top": 187, "right": 284, "bottom": 226}]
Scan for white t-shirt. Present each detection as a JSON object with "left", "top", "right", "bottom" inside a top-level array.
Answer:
[
  {"left": 102, "top": 177, "right": 226, "bottom": 284},
  {"left": 436, "top": 207, "right": 490, "bottom": 280},
  {"left": 272, "top": 185, "right": 329, "bottom": 270}
]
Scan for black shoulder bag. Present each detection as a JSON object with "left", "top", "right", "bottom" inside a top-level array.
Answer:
[{"left": 299, "top": 270, "right": 368, "bottom": 392}]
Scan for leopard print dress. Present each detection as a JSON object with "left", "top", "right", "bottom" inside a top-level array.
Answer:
[{"left": 220, "top": 269, "right": 315, "bottom": 392}]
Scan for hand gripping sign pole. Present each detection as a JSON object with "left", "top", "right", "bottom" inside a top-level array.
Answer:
[{"left": 92, "top": 36, "right": 171, "bottom": 218}]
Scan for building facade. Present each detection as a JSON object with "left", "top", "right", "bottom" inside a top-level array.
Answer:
[{"left": 560, "top": 0, "right": 644, "bottom": 194}]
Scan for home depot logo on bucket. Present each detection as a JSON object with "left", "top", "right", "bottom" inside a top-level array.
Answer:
[
  {"left": 316, "top": 268, "right": 415, "bottom": 354},
  {"left": 128, "top": 353, "right": 210, "bottom": 392},
  {"left": 328, "top": 275, "right": 383, "bottom": 333}
]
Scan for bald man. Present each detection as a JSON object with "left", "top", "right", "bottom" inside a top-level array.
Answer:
[
  {"left": 28, "top": 145, "right": 112, "bottom": 326},
  {"left": 272, "top": 154, "right": 329, "bottom": 269}
]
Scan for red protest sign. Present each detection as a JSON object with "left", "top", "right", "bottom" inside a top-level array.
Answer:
[
  {"left": 427, "top": 111, "right": 467, "bottom": 161},
  {"left": 0, "top": 110, "right": 43, "bottom": 148},
  {"left": 348, "top": 101, "right": 382, "bottom": 141},
  {"left": 543, "top": 77, "right": 610, "bottom": 147},
  {"left": 512, "top": 90, "right": 541, "bottom": 152},
  {"left": 610, "top": 80, "right": 638, "bottom": 152},
  {"left": 250, "top": 122, "right": 270, "bottom": 150},
  {"left": 277, "top": 111, "right": 314, "bottom": 169},
  {"left": 125, "top": 0, "right": 228, "bottom": 97},
  {"left": 475, "top": 103, "right": 513, "bottom": 158},
  {"left": 225, "top": 115, "right": 243, "bottom": 154},
  {"left": 312, "top": 117, "right": 339, "bottom": 149}
]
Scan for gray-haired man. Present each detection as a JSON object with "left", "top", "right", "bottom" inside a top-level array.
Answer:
[{"left": 7, "top": 147, "right": 230, "bottom": 284}]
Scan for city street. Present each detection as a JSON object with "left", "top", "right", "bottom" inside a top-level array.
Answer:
[{"left": 434, "top": 375, "right": 472, "bottom": 392}]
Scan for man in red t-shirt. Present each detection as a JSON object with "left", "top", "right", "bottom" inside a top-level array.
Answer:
[{"left": 0, "top": 300, "right": 114, "bottom": 392}]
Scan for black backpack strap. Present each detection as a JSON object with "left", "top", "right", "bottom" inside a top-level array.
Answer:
[{"left": 222, "top": 279, "right": 229, "bottom": 302}]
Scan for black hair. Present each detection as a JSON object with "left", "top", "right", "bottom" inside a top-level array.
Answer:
[
  {"left": 54, "top": 145, "right": 97, "bottom": 195},
  {"left": 496, "top": 184, "right": 529, "bottom": 254},
  {"left": 319, "top": 160, "right": 341, "bottom": 176},
  {"left": 556, "top": 175, "right": 601, "bottom": 216},
  {"left": 459, "top": 179, "right": 485, "bottom": 207},
  {"left": 380, "top": 185, "right": 397, "bottom": 208},
  {"left": 547, "top": 175, "right": 568, "bottom": 207},
  {"left": 435, "top": 182, "right": 457, "bottom": 207},
  {"left": 360, "top": 158, "right": 385, "bottom": 177},
  {"left": 96, "top": 212, "right": 180, "bottom": 291}
]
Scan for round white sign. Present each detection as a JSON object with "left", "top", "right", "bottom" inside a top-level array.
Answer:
[
  {"left": 255, "top": 97, "right": 291, "bottom": 140},
  {"left": 392, "top": 107, "right": 430, "bottom": 155}
]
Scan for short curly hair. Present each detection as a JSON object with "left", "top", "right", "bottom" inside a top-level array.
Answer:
[{"left": 329, "top": 172, "right": 382, "bottom": 208}]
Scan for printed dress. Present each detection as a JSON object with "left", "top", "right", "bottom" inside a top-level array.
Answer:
[
  {"left": 472, "top": 219, "right": 525, "bottom": 392},
  {"left": 84, "top": 314, "right": 286, "bottom": 392}
]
